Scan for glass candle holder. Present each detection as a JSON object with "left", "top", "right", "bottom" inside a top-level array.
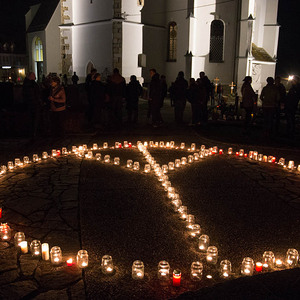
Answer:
[
  {"left": 0, "top": 223, "right": 11, "bottom": 240},
  {"left": 213, "top": 146, "right": 218, "bottom": 154},
  {"left": 157, "top": 260, "right": 170, "bottom": 280},
  {"left": 72, "top": 146, "right": 77, "bottom": 152},
  {"left": 127, "top": 159, "right": 133, "bottom": 168},
  {"left": 51, "top": 149, "right": 57, "bottom": 157},
  {"left": 248, "top": 151, "right": 254, "bottom": 159},
  {"left": 189, "top": 224, "right": 201, "bottom": 238},
  {"left": 42, "top": 243, "right": 49, "bottom": 260},
  {"left": 275, "top": 259, "right": 284, "bottom": 268},
  {"left": 123, "top": 141, "right": 128, "bottom": 148},
  {"left": 115, "top": 142, "right": 120, "bottom": 148},
  {"left": 149, "top": 141, "right": 154, "bottom": 147},
  {"left": 201, "top": 145, "right": 205, "bottom": 151},
  {"left": 114, "top": 157, "right": 120, "bottom": 165},
  {"left": 173, "top": 269, "right": 181, "bottom": 286},
  {"left": 93, "top": 143, "right": 98, "bottom": 150},
  {"left": 133, "top": 162, "right": 140, "bottom": 170},
  {"left": 103, "top": 142, "right": 108, "bottom": 149},
  {"left": 186, "top": 214, "right": 195, "bottom": 229},
  {"left": 1, "top": 165, "right": 7, "bottom": 175},
  {"left": 163, "top": 181, "right": 171, "bottom": 191},
  {"left": 159, "top": 141, "right": 164, "bottom": 148},
  {"left": 101, "top": 255, "right": 113, "bottom": 274},
  {"left": 193, "top": 153, "right": 199, "bottom": 160},
  {"left": 220, "top": 260, "right": 232, "bottom": 278},
  {"left": 7, "top": 161, "right": 14, "bottom": 170},
  {"left": 286, "top": 248, "right": 299, "bottom": 268},
  {"left": 181, "top": 157, "right": 187, "bottom": 165},
  {"left": 241, "top": 257, "right": 254, "bottom": 276},
  {"left": 23, "top": 156, "right": 30, "bottom": 164},
  {"left": 33, "top": 154, "right": 39, "bottom": 162},
  {"left": 50, "top": 246, "right": 63, "bottom": 265},
  {"left": 14, "top": 232, "right": 25, "bottom": 247},
  {"left": 175, "top": 159, "right": 181, "bottom": 168},
  {"left": 180, "top": 143, "right": 185, "bottom": 149},
  {"left": 14, "top": 158, "right": 21, "bottom": 167},
  {"left": 263, "top": 155, "right": 268, "bottom": 162},
  {"left": 132, "top": 260, "right": 144, "bottom": 279},
  {"left": 144, "top": 164, "right": 151, "bottom": 173},
  {"left": 87, "top": 151, "right": 93, "bottom": 159},
  {"left": 267, "top": 156, "right": 273, "bottom": 163},
  {"left": 198, "top": 234, "right": 210, "bottom": 252},
  {"left": 62, "top": 147, "right": 68, "bottom": 155},
  {"left": 30, "top": 240, "right": 42, "bottom": 257},
  {"left": 82, "top": 144, "right": 87, "bottom": 151},
  {"left": 168, "top": 162, "right": 175, "bottom": 171},
  {"left": 178, "top": 206, "right": 187, "bottom": 220},
  {"left": 278, "top": 158, "right": 285, "bottom": 165},
  {"left": 77, "top": 250, "right": 89, "bottom": 268},
  {"left": 167, "top": 187, "right": 175, "bottom": 199},
  {"left": 206, "top": 246, "right": 218, "bottom": 264},
  {"left": 288, "top": 161, "right": 295, "bottom": 169},
  {"left": 170, "top": 141, "right": 175, "bottom": 148},
  {"left": 172, "top": 199, "right": 182, "bottom": 211},
  {"left": 42, "top": 152, "right": 48, "bottom": 159},
  {"left": 104, "top": 155, "right": 110, "bottom": 163},
  {"left": 263, "top": 251, "right": 275, "bottom": 269},
  {"left": 95, "top": 153, "right": 101, "bottom": 161},
  {"left": 162, "top": 165, "right": 168, "bottom": 174},
  {"left": 188, "top": 155, "right": 193, "bottom": 163},
  {"left": 191, "top": 143, "right": 196, "bottom": 151},
  {"left": 190, "top": 261, "right": 203, "bottom": 281},
  {"left": 253, "top": 151, "right": 258, "bottom": 160},
  {"left": 239, "top": 149, "right": 244, "bottom": 157},
  {"left": 258, "top": 154, "right": 263, "bottom": 161},
  {"left": 204, "top": 149, "right": 209, "bottom": 156}
]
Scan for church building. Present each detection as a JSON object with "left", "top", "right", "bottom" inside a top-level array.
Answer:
[{"left": 26, "top": 0, "right": 280, "bottom": 92}]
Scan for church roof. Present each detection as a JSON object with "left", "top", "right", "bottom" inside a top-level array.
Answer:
[
  {"left": 27, "top": 0, "right": 60, "bottom": 33},
  {"left": 252, "top": 43, "right": 276, "bottom": 63}
]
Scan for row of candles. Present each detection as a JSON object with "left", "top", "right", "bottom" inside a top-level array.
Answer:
[{"left": 0, "top": 141, "right": 299, "bottom": 286}]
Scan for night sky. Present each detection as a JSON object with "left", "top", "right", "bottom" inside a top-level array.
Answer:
[{"left": 0, "top": 0, "right": 299, "bottom": 77}]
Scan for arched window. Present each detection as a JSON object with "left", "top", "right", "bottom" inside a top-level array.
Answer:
[
  {"left": 167, "top": 22, "right": 177, "bottom": 62},
  {"left": 209, "top": 20, "right": 224, "bottom": 63},
  {"left": 35, "top": 37, "right": 43, "bottom": 62}
]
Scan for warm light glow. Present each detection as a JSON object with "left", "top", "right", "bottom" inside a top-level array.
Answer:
[{"left": 288, "top": 75, "right": 294, "bottom": 81}]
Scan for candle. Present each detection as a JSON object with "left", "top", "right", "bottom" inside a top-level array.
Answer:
[
  {"left": 206, "top": 246, "right": 218, "bottom": 264},
  {"left": 186, "top": 214, "right": 195, "bottom": 229},
  {"left": 101, "top": 255, "right": 113, "bottom": 274},
  {"left": 178, "top": 206, "right": 187, "bottom": 220},
  {"left": 95, "top": 153, "right": 101, "bottom": 161},
  {"left": 77, "top": 250, "right": 89, "bottom": 268},
  {"left": 7, "top": 161, "right": 14, "bottom": 170},
  {"left": 42, "top": 152, "right": 48, "bottom": 159},
  {"left": 198, "top": 234, "right": 210, "bottom": 252},
  {"left": 239, "top": 149, "right": 244, "bottom": 157},
  {"left": 241, "top": 257, "right": 254, "bottom": 276},
  {"left": 189, "top": 224, "right": 201, "bottom": 238},
  {"left": 103, "top": 142, "right": 108, "bottom": 149},
  {"left": 0, "top": 207, "right": 2, "bottom": 218},
  {"left": 0, "top": 223, "right": 11, "bottom": 241},
  {"left": 51, "top": 149, "right": 57, "bottom": 157},
  {"left": 30, "top": 240, "right": 41, "bottom": 257},
  {"left": 263, "top": 251, "right": 275, "bottom": 269},
  {"left": 286, "top": 248, "right": 299, "bottom": 268},
  {"left": 220, "top": 260, "right": 231, "bottom": 278},
  {"left": 132, "top": 260, "right": 144, "bottom": 279},
  {"left": 172, "top": 269, "right": 181, "bottom": 286},
  {"left": 275, "top": 259, "right": 283, "bottom": 268},
  {"left": 181, "top": 157, "right": 187, "bottom": 165},
  {"left": 14, "top": 158, "right": 21, "bottom": 166},
  {"left": 114, "top": 157, "right": 120, "bottom": 165},
  {"left": 23, "top": 156, "right": 30, "bottom": 164},
  {"left": 168, "top": 162, "right": 175, "bottom": 170},
  {"left": 190, "top": 261, "right": 203, "bottom": 281},
  {"left": 144, "top": 164, "right": 151, "bottom": 173},
  {"left": 67, "top": 258, "right": 73, "bottom": 266},
  {"left": 104, "top": 155, "right": 110, "bottom": 163},
  {"left": 188, "top": 155, "right": 194, "bottom": 163},
  {"left": 159, "top": 141, "right": 164, "bottom": 148},
  {"left": 255, "top": 262, "right": 263, "bottom": 272},
  {"left": 191, "top": 143, "right": 196, "bottom": 151},
  {"left": 133, "top": 162, "right": 140, "bottom": 170},
  {"left": 83, "top": 144, "right": 87, "bottom": 151},
  {"left": 50, "top": 246, "right": 62, "bottom": 265},
  {"left": 175, "top": 159, "right": 181, "bottom": 168},
  {"left": 180, "top": 143, "right": 185, "bottom": 149},
  {"left": 157, "top": 260, "right": 170, "bottom": 280},
  {"left": 42, "top": 243, "right": 50, "bottom": 260},
  {"left": 19, "top": 241, "right": 28, "bottom": 254},
  {"left": 288, "top": 160, "right": 294, "bottom": 169}
]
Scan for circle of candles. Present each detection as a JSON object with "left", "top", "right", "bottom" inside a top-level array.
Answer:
[
  {"left": 186, "top": 214, "right": 195, "bottom": 229},
  {"left": 263, "top": 251, "right": 275, "bottom": 269},
  {"left": 23, "top": 156, "right": 30, "bottom": 164},
  {"left": 178, "top": 206, "right": 187, "bottom": 220},
  {"left": 241, "top": 257, "right": 254, "bottom": 276},
  {"left": 114, "top": 157, "right": 120, "bottom": 165},
  {"left": 14, "top": 232, "right": 25, "bottom": 247},
  {"left": 127, "top": 159, "right": 133, "bottom": 168},
  {"left": 132, "top": 260, "right": 144, "bottom": 279},
  {"left": 42, "top": 243, "right": 50, "bottom": 260},
  {"left": 286, "top": 248, "right": 299, "bottom": 268},
  {"left": 30, "top": 240, "right": 42, "bottom": 257},
  {"left": 50, "top": 246, "right": 63, "bottom": 265},
  {"left": 0, "top": 223, "right": 11, "bottom": 241},
  {"left": 95, "top": 153, "right": 101, "bottom": 161},
  {"left": 198, "top": 234, "right": 210, "bottom": 252},
  {"left": 190, "top": 261, "right": 203, "bottom": 281},
  {"left": 168, "top": 162, "right": 175, "bottom": 170},
  {"left": 101, "top": 255, "right": 113, "bottom": 274},
  {"left": 255, "top": 262, "right": 263, "bottom": 272},
  {"left": 172, "top": 269, "right": 181, "bottom": 286},
  {"left": 19, "top": 241, "right": 28, "bottom": 254},
  {"left": 77, "top": 250, "right": 89, "bottom": 268},
  {"left": 220, "top": 260, "right": 232, "bottom": 278},
  {"left": 206, "top": 246, "right": 218, "bottom": 264},
  {"left": 157, "top": 260, "right": 170, "bottom": 280},
  {"left": 104, "top": 155, "right": 110, "bottom": 163},
  {"left": 189, "top": 224, "right": 201, "bottom": 238},
  {"left": 133, "top": 162, "right": 140, "bottom": 170}
]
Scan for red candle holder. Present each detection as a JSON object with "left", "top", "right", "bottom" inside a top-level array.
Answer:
[
  {"left": 173, "top": 269, "right": 181, "bottom": 287},
  {"left": 0, "top": 207, "right": 2, "bottom": 219},
  {"left": 255, "top": 262, "right": 262, "bottom": 272},
  {"left": 66, "top": 258, "right": 73, "bottom": 267}
]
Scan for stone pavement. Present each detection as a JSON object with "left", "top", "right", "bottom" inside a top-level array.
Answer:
[{"left": 0, "top": 100, "right": 299, "bottom": 299}]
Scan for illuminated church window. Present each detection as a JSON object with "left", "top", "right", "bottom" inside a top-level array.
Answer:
[
  {"left": 209, "top": 20, "right": 224, "bottom": 63},
  {"left": 167, "top": 22, "right": 177, "bottom": 62},
  {"left": 35, "top": 37, "right": 43, "bottom": 62}
]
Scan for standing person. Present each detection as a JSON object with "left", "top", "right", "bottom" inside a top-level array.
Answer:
[
  {"left": 126, "top": 75, "right": 143, "bottom": 124},
  {"left": 72, "top": 72, "right": 79, "bottom": 85},
  {"left": 85, "top": 68, "right": 97, "bottom": 124},
  {"left": 160, "top": 75, "right": 167, "bottom": 108},
  {"left": 241, "top": 76, "right": 256, "bottom": 134},
  {"left": 149, "top": 69, "right": 163, "bottom": 127},
  {"left": 274, "top": 76, "right": 286, "bottom": 133},
  {"left": 186, "top": 78, "right": 199, "bottom": 125},
  {"left": 285, "top": 75, "right": 300, "bottom": 138},
  {"left": 199, "top": 72, "right": 211, "bottom": 124},
  {"left": 196, "top": 78, "right": 207, "bottom": 125},
  {"left": 22, "top": 72, "right": 42, "bottom": 137},
  {"left": 107, "top": 68, "right": 126, "bottom": 129},
  {"left": 260, "top": 77, "right": 280, "bottom": 137},
  {"left": 48, "top": 76, "right": 66, "bottom": 137},
  {"left": 173, "top": 71, "right": 188, "bottom": 124},
  {"left": 90, "top": 73, "right": 106, "bottom": 128}
]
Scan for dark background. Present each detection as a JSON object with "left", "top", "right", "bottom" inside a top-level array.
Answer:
[{"left": 0, "top": 0, "right": 299, "bottom": 77}]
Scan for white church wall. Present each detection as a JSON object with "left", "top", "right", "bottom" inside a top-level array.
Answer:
[
  {"left": 62, "top": 0, "right": 73, "bottom": 24},
  {"left": 45, "top": 2, "right": 61, "bottom": 75},
  {"left": 142, "top": 0, "right": 166, "bottom": 27},
  {"left": 253, "top": 0, "right": 266, "bottom": 47},
  {"left": 122, "top": 1, "right": 142, "bottom": 23},
  {"left": 122, "top": 22, "right": 143, "bottom": 82},
  {"left": 72, "top": 0, "right": 112, "bottom": 25},
  {"left": 72, "top": 22, "right": 113, "bottom": 82}
]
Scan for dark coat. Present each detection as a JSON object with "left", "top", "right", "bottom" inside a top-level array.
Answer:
[
  {"left": 91, "top": 81, "right": 106, "bottom": 109},
  {"left": 149, "top": 73, "right": 162, "bottom": 106},
  {"left": 285, "top": 84, "right": 300, "bottom": 111},
  {"left": 22, "top": 77, "right": 41, "bottom": 110},
  {"left": 172, "top": 77, "right": 188, "bottom": 102},
  {"left": 126, "top": 80, "right": 142, "bottom": 110}
]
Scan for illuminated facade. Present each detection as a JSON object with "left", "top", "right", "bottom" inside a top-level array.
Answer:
[{"left": 26, "top": 0, "right": 279, "bottom": 91}]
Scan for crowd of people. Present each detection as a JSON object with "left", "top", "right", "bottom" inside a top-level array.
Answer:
[{"left": 21, "top": 67, "right": 300, "bottom": 139}]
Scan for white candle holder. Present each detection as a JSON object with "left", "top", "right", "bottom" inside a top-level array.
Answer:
[
  {"left": 14, "top": 158, "right": 21, "bottom": 167},
  {"left": 191, "top": 143, "right": 196, "bottom": 151},
  {"left": 180, "top": 143, "right": 185, "bottom": 149},
  {"left": 181, "top": 157, "right": 187, "bottom": 165},
  {"left": 132, "top": 260, "right": 144, "bottom": 279},
  {"left": 77, "top": 250, "right": 89, "bottom": 268},
  {"left": 157, "top": 260, "right": 170, "bottom": 280},
  {"left": 7, "top": 161, "right": 14, "bottom": 170},
  {"left": 114, "top": 157, "right": 120, "bottom": 165},
  {"left": 50, "top": 246, "right": 63, "bottom": 265},
  {"left": 288, "top": 161, "right": 295, "bottom": 170},
  {"left": 104, "top": 155, "right": 110, "bottom": 163},
  {"left": 30, "top": 240, "right": 42, "bottom": 257},
  {"left": 42, "top": 243, "right": 49, "bottom": 260},
  {"left": 14, "top": 232, "right": 25, "bottom": 247},
  {"left": 103, "top": 142, "right": 108, "bottom": 149},
  {"left": 241, "top": 257, "right": 254, "bottom": 276},
  {"left": 93, "top": 143, "right": 98, "bottom": 150},
  {"left": 262, "top": 251, "right": 275, "bottom": 269},
  {"left": 189, "top": 224, "right": 201, "bottom": 238},
  {"left": 206, "top": 246, "right": 218, "bottom": 264},
  {"left": 178, "top": 206, "right": 187, "bottom": 220},
  {"left": 186, "top": 214, "right": 195, "bottom": 229},
  {"left": 95, "top": 153, "right": 101, "bottom": 161},
  {"left": 42, "top": 152, "right": 48, "bottom": 159},
  {"left": 190, "top": 261, "right": 203, "bottom": 281},
  {"left": 168, "top": 162, "right": 175, "bottom": 170},
  {"left": 193, "top": 153, "right": 199, "bottom": 160},
  {"left": 198, "top": 234, "right": 210, "bottom": 252},
  {"left": 286, "top": 248, "right": 299, "bottom": 268},
  {"left": 133, "top": 162, "right": 140, "bottom": 170},
  {"left": 188, "top": 155, "right": 193, "bottom": 163},
  {"left": 220, "top": 260, "right": 232, "bottom": 278},
  {"left": 19, "top": 241, "right": 28, "bottom": 254}
]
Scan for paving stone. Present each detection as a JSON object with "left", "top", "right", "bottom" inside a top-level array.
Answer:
[
  {"left": 69, "top": 279, "right": 86, "bottom": 299},
  {"left": 33, "top": 289, "right": 69, "bottom": 300},
  {"left": 0, "top": 269, "right": 19, "bottom": 285},
  {"left": 0, "top": 280, "right": 38, "bottom": 299},
  {"left": 20, "top": 255, "right": 39, "bottom": 276},
  {"left": 60, "top": 188, "right": 79, "bottom": 202},
  {"left": 60, "top": 208, "right": 79, "bottom": 230},
  {"left": 0, "top": 258, "right": 17, "bottom": 273}
]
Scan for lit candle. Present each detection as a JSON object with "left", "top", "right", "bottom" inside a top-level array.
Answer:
[
  {"left": 241, "top": 257, "right": 254, "bottom": 276},
  {"left": 206, "top": 246, "right": 218, "bottom": 264},
  {"left": 190, "top": 261, "right": 203, "bottom": 281},
  {"left": 286, "top": 248, "right": 299, "bottom": 268},
  {"left": 275, "top": 259, "right": 283, "bottom": 268},
  {"left": 132, "top": 260, "right": 144, "bottom": 279},
  {"left": 189, "top": 224, "right": 201, "bottom": 238},
  {"left": 30, "top": 240, "right": 41, "bottom": 257},
  {"left": 157, "top": 260, "right": 170, "bottom": 280},
  {"left": 42, "top": 243, "right": 49, "bottom": 260},
  {"left": 288, "top": 160, "right": 294, "bottom": 170},
  {"left": 50, "top": 246, "right": 62, "bottom": 265},
  {"left": 172, "top": 269, "right": 181, "bottom": 286},
  {"left": 114, "top": 157, "right": 120, "bottom": 165},
  {"left": 220, "top": 260, "right": 232, "bottom": 278},
  {"left": 104, "top": 155, "right": 110, "bottom": 163},
  {"left": 198, "top": 234, "right": 210, "bottom": 252},
  {"left": 180, "top": 143, "right": 185, "bottom": 149},
  {"left": 42, "top": 152, "right": 48, "bottom": 159},
  {"left": 0, "top": 207, "right": 2, "bottom": 219},
  {"left": 77, "top": 250, "right": 89, "bottom": 268},
  {"left": 101, "top": 255, "right": 113, "bottom": 274},
  {"left": 178, "top": 206, "right": 187, "bottom": 220},
  {"left": 263, "top": 251, "right": 275, "bottom": 269},
  {"left": 67, "top": 258, "right": 73, "bottom": 266},
  {"left": 255, "top": 262, "right": 263, "bottom": 272},
  {"left": 19, "top": 241, "right": 28, "bottom": 254}
]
